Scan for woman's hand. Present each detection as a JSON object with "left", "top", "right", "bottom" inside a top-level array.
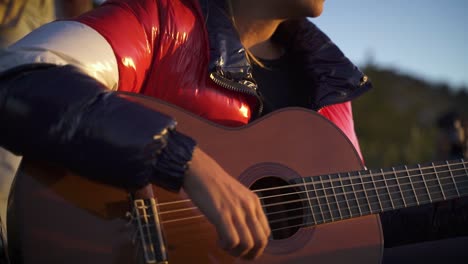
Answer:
[{"left": 183, "top": 147, "right": 271, "bottom": 260}]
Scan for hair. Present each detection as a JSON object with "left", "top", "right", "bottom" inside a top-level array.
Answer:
[{"left": 226, "top": 0, "right": 267, "bottom": 68}]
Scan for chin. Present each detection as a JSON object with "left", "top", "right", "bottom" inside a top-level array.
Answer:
[
  {"left": 301, "top": 1, "right": 325, "bottom": 18},
  {"left": 310, "top": 7, "right": 324, "bottom": 17}
]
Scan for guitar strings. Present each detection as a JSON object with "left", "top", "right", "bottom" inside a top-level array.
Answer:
[
  {"left": 255, "top": 161, "right": 466, "bottom": 196},
  {"left": 157, "top": 165, "right": 468, "bottom": 216},
  {"left": 157, "top": 171, "right": 468, "bottom": 225},
  {"left": 156, "top": 160, "right": 467, "bottom": 207},
  {"left": 258, "top": 173, "right": 459, "bottom": 211},
  {"left": 158, "top": 177, "right": 468, "bottom": 226},
  {"left": 156, "top": 173, "right": 458, "bottom": 217},
  {"left": 268, "top": 187, "right": 466, "bottom": 233},
  {"left": 130, "top": 160, "right": 468, "bottom": 239},
  {"left": 138, "top": 180, "right": 467, "bottom": 225},
  {"left": 136, "top": 185, "right": 468, "bottom": 235},
  {"left": 266, "top": 186, "right": 463, "bottom": 225}
]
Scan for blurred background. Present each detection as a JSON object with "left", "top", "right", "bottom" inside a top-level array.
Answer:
[{"left": 314, "top": 0, "right": 468, "bottom": 168}]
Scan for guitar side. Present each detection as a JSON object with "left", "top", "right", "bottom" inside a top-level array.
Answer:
[{"left": 8, "top": 94, "right": 383, "bottom": 263}]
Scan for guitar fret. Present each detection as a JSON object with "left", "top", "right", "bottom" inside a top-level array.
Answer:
[
  {"left": 433, "top": 162, "right": 446, "bottom": 200},
  {"left": 370, "top": 169, "right": 394, "bottom": 213},
  {"left": 319, "top": 175, "right": 334, "bottom": 222},
  {"left": 447, "top": 161, "right": 460, "bottom": 197},
  {"left": 312, "top": 177, "right": 326, "bottom": 224},
  {"left": 348, "top": 172, "right": 363, "bottom": 216},
  {"left": 449, "top": 160, "right": 468, "bottom": 197},
  {"left": 381, "top": 168, "right": 395, "bottom": 209},
  {"left": 382, "top": 167, "right": 404, "bottom": 210},
  {"left": 328, "top": 174, "right": 343, "bottom": 220},
  {"left": 462, "top": 160, "right": 468, "bottom": 191},
  {"left": 359, "top": 171, "right": 374, "bottom": 214},
  {"left": 369, "top": 169, "right": 384, "bottom": 212},
  {"left": 393, "top": 167, "right": 407, "bottom": 208},
  {"left": 419, "top": 164, "right": 432, "bottom": 203},
  {"left": 405, "top": 165, "right": 420, "bottom": 205},
  {"left": 463, "top": 159, "right": 468, "bottom": 175},
  {"left": 339, "top": 173, "right": 353, "bottom": 218},
  {"left": 301, "top": 177, "right": 317, "bottom": 225}
]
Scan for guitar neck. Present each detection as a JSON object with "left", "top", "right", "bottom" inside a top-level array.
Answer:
[{"left": 296, "top": 159, "right": 468, "bottom": 226}]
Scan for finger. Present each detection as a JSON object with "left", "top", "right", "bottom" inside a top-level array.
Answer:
[
  {"left": 255, "top": 197, "right": 271, "bottom": 239},
  {"left": 243, "top": 208, "right": 269, "bottom": 260},
  {"left": 216, "top": 213, "right": 240, "bottom": 252},
  {"left": 229, "top": 212, "right": 254, "bottom": 258}
]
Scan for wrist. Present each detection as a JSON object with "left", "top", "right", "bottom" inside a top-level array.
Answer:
[{"left": 152, "top": 129, "right": 196, "bottom": 192}]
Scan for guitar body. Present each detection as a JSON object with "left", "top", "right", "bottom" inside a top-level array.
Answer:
[{"left": 7, "top": 94, "right": 383, "bottom": 263}]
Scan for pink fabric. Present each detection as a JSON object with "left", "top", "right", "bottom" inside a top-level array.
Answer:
[{"left": 318, "top": 102, "right": 364, "bottom": 163}]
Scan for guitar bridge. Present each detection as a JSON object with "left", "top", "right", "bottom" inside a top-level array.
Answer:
[{"left": 133, "top": 198, "right": 168, "bottom": 264}]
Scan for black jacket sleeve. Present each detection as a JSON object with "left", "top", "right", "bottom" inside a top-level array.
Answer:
[{"left": 0, "top": 64, "right": 196, "bottom": 191}]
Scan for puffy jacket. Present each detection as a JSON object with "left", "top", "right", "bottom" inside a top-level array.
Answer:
[{"left": 0, "top": 0, "right": 371, "bottom": 191}]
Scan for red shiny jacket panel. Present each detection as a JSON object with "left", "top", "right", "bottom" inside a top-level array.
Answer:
[{"left": 76, "top": 0, "right": 254, "bottom": 127}]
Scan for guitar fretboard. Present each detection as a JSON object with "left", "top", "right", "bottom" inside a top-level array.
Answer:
[{"left": 291, "top": 159, "right": 468, "bottom": 226}]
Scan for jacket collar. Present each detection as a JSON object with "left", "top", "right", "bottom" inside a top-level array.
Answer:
[{"left": 200, "top": 0, "right": 372, "bottom": 110}]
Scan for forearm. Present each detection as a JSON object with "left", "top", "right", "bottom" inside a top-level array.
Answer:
[{"left": 0, "top": 64, "right": 195, "bottom": 191}]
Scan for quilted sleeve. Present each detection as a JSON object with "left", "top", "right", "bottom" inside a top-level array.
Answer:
[{"left": 0, "top": 64, "right": 195, "bottom": 191}]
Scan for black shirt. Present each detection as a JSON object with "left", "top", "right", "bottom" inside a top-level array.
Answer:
[{"left": 251, "top": 53, "right": 310, "bottom": 117}]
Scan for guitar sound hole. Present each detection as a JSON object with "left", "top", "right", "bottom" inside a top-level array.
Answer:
[{"left": 251, "top": 177, "right": 305, "bottom": 240}]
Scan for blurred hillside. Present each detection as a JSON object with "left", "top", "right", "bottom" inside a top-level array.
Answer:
[{"left": 353, "top": 65, "right": 468, "bottom": 168}]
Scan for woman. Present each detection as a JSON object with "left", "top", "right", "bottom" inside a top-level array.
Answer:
[{"left": 0, "top": 0, "right": 371, "bottom": 260}]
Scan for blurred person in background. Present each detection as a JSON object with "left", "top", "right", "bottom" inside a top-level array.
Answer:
[{"left": 435, "top": 111, "right": 468, "bottom": 160}]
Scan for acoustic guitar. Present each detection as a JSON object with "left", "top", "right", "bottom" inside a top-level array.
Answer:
[{"left": 6, "top": 93, "right": 468, "bottom": 263}]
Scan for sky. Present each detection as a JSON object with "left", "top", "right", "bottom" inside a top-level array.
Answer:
[{"left": 312, "top": 0, "right": 468, "bottom": 90}]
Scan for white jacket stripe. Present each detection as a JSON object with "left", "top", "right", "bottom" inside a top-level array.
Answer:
[{"left": 0, "top": 21, "right": 119, "bottom": 90}]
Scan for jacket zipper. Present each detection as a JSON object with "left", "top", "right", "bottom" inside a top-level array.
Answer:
[
  {"left": 211, "top": 72, "right": 369, "bottom": 117},
  {"left": 210, "top": 72, "right": 264, "bottom": 118}
]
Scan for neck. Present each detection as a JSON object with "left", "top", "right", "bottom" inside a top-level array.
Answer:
[
  {"left": 229, "top": 1, "right": 285, "bottom": 59},
  {"left": 295, "top": 159, "right": 468, "bottom": 226}
]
